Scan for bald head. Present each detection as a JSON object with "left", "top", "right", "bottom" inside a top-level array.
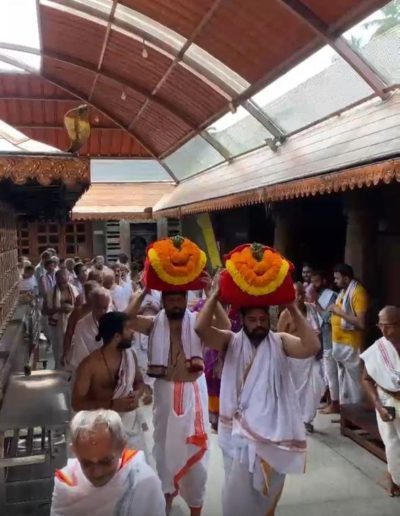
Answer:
[
  {"left": 379, "top": 306, "right": 400, "bottom": 322},
  {"left": 90, "top": 287, "right": 110, "bottom": 321},
  {"left": 102, "top": 273, "right": 115, "bottom": 290},
  {"left": 378, "top": 305, "right": 400, "bottom": 344}
]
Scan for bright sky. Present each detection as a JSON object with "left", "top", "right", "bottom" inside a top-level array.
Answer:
[
  {"left": 211, "top": 9, "right": 386, "bottom": 132},
  {"left": 0, "top": 0, "right": 40, "bottom": 72}
]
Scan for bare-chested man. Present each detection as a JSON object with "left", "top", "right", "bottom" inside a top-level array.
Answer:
[
  {"left": 129, "top": 283, "right": 230, "bottom": 516},
  {"left": 72, "top": 312, "right": 146, "bottom": 448}
]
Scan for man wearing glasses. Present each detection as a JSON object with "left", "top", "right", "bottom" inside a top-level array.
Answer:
[{"left": 361, "top": 306, "right": 400, "bottom": 497}]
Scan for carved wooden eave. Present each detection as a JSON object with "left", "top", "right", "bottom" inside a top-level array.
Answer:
[
  {"left": 0, "top": 155, "right": 90, "bottom": 186},
  {"left": 154, "top": 158, "right": 400, "bottom": 218}
]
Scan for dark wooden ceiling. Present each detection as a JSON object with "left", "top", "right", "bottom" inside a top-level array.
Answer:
[{"left": 0, "top": 0, "right": 388, "bottom": 158}]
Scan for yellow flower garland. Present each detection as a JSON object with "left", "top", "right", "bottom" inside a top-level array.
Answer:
[
  {"left": 226, "top": 255, "right": 289, "bottom": 296},
  {"left": 148, "top": 247, "right": 207, "bottom": 286}
]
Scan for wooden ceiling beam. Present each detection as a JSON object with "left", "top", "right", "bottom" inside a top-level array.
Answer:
[
  {"left": 45, "top": 0, "right": 236, "bottom": 100},
  {"left": 0, "top": 43, "right": 197, "bottom": 130},
  {"left": 0, "top": 52, "right": 179, "bottom": 183},
  {"left": 88, "top": 0, "right": 119, "bottom": 101},
  {"left": 0, "top": 96, "right": 76, "bottom": 102}
]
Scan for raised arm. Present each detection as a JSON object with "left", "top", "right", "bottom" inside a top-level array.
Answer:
[
  {"left": 202, "top": 271, "right": 231, "bottom": 330},
  {"left": 195, "top": 290, "right": 232, "bottom": 352},
  {"left": 125, "top": 289, "right": 155, "bottom": 335},
  {"left": 279, "top": 304, "right": 320, "bottom": 358}
]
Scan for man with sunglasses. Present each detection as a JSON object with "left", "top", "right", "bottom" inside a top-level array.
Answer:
[{"left": 361, "top": 306, "right": 400, "bottom": 497}]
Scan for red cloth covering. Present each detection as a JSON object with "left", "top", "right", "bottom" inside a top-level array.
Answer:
[
  {"left": 143, "top": 240, "right": 206, "bottom": 292},
  {"left": 219, "top": 244, "right": 295, "bottom": 308}
]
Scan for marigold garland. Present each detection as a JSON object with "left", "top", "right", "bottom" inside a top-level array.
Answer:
[
  {"left": 226, "top": 246, "right": 290, "bottom": 296},
  {"left": 148, "top": 237, "right": 207, "bottom": 286}
]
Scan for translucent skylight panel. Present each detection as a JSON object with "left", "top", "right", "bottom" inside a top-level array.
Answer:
[
  {"left": 186, "top": 44, "right": 250, "bottom": 94},
  {"left": 163, "top": 136, "right": 225, "bottom": 180},
  {"left": 0, "top": 139, "right": 19, "bottom": 152},
  {"left": 252, "top": 45, "right": 374, "bottom": 134},
  {"left": 115, "top": 4, "right": 186, "bottom": 52},
  {"left": 0, "top": 50, "right": 40, "bottom": 73},
  {"left": 0, "top": 120, "right": 29, "bottom": 145},
  {"left": 206, "top": 107, "right": 273, "bottom": 157},
  {"left": 41, "top": 0, "right": 108, "bottom": 27},
  {"left": 0, "top": 0, "right": 41, "bottom": 73},
  {"left": 54, "top": 0, "right": 113, "bottom": 15},
  {"left": 18, "top": 139, "right": 61, "bottom": 153},
  {"left": 91, "top": 159, "right": 171, "bottom": 182},
  {"left": 343, "top": 1, "right": 400, "bottom": 85}
]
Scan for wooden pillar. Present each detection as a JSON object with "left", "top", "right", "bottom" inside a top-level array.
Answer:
[
  {"left": 119, "top": 221, "right": 131, "bottom": 258},
  {"left": 376, "top": 186, "right": 400, "bottom": 305},
  {"left": 343, "top": 191, "right": 378, "bottom": 295},
  {"left": 272, "top": 202, "right": 297, "bottom": 258}
]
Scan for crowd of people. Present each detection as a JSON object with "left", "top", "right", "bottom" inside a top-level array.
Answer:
[{"left": 16, "top": 244, "right": 400, "bottom": 514}]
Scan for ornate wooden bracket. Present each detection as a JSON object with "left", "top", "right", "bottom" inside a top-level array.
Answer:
[{"left": 0, "top": 156, "right": 90, "bottom": 186}]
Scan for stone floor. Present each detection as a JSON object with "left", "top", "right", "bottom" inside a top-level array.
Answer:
[
  {"left": 166, "top": 413, "right": 400, "bottom": 516},
  {"left": 40, "top": 340, "right": 400, "bottom": 516}
]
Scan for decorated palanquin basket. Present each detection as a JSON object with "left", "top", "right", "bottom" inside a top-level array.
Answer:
[
  {"left": 219, "top": 243, "right": 295, "bottom": 308},
  {"left": 143, "top": 235, "right": 207, "bottom": 292}
]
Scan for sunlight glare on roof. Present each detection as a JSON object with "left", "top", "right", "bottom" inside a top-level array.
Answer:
[
  {"left": 0, "top": 0, "right": 41, "bottom": 73},
  {"left": 343, "top": 0, "right": 400, "bottom": 85},
  {"left": 253, "top": 46, "right": 336, "bottom": 107},
  {"left": 115, "top": 3, "right": 186, "bottom": 52}
]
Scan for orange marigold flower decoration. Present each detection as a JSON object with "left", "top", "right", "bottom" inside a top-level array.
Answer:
[
  {"left": 220, "top": 243, "right": 295, "bottom": 308},
  {"left": 144, "top": 235, "right": 207, "bottom": 290}
]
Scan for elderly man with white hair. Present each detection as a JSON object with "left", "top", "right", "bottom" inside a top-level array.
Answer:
[{"left": 51, "top": 410, "right": 165, "bottom": 515}]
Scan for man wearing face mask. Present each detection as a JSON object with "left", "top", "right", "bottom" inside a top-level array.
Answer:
[{"left": 72, "top": 312, "right": 146, "bottom": 447}]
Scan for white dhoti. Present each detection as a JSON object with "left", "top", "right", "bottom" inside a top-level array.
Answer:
[
  {"left": 332, "top": 342, "right": 363, "bottom": 404},
  {"left": 223, "top": 451, "right": 285, "bottom": 516},
  {"left": 361, "top": 337, "right": 400, "bottom": 485},
  {"left": 48, "top": 324, "right": 64, "bottom": 370},
  {"left": 51, "top": 450, "right": 165, "bottom": 516},
  {"left": 219, "top": 331, "right": 307, "bottom": 516},
  {"left": 153, "top": 375, "right": 209, "bottom": 508},
  {"left": 289, "top": 357, "right": 325, "bottom": 424},
  {"left": 323, "top": 348, "right": 339, "bottom": 401},
  {"left": 376, "top": 391, "right": 400, "bottom": 486},
  {"left": 113, "top": 348, "right": 150, "bottom": 461}
]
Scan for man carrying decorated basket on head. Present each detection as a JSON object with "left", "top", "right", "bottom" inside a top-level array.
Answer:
[
  {"left": 194, "top": 243, "right": 320, "bottom": 516},
  {"left": 128, "top": 235, "right": 230, "bottom": 516}
]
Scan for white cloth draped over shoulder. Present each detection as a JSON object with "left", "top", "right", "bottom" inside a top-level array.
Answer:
[
  {"left": 219, "top": 330, "right": 307, "bottom": 476},
  {"left": 69, "top": 312, "right": 102, "bottom": 372},
  {"left": 361, "top": 337, "right": 400, "bottom": 393},
  {"left": 51, "top": 450, "right": 165, "bottom": 516},
  {"left": 112, "top": 348, "right": 149, "bottom": 457},
  {"left": 338, "top": 279, "right": 358, "bottom": 330},
  {"left": 361, "top": 337, "right": 400, "bottom": 487},
  {"left": 148, "top": 309, "right": 203, "bottom": 368}
]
